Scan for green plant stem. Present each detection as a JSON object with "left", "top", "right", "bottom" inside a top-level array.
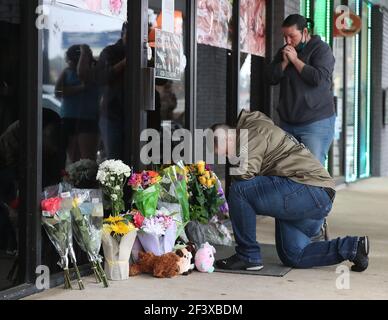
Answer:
[
  {"left": 63, "top": 269, "right": 73, "bottom": 290},
  {"left": 96, "top": 261, "right": 109, "bottom": 288},
  {"left": 91, "top": 261, "right": 102, "bottom": 283},
  {"left": 73, "top": 263, "right": 85, "bottom": 290}
]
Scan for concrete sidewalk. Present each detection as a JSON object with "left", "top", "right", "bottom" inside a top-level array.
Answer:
[{"left": 25, "top": 178, "right": 388, "bottom": 300}]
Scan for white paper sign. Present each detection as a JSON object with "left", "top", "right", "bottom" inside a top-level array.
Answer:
[{"left": 162, "top": 0, "right": 175, "bottom": 33}]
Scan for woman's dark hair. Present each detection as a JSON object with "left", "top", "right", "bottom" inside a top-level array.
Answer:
[
  {"left": 282, "top": 14, "right": 314, "bottom": 32},
  {"left": 121, "top": 21, "right": 128, "bottom": 37},
  {"left": 65, "top": 44, "right": 81, "bottom": 64}
]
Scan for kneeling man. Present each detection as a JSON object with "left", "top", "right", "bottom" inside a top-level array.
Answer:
[{"left": 210, "top": 110, "right": 369, "bottom": 272}]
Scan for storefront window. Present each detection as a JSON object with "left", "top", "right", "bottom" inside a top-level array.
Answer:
[
  {"left": 239, "top": 53, "right": 251, "bottom": 113},
  {"left": 332, "top": 0, "right": 345, "bottom": 178},
  {"left": 345, "top": 0, "right": 358, "bottom": 181},
  {"left": 358, "top": 1, "right": 372, "bottom": 178},
  {"left": 0, "top": 3, "right": 23, "bottom": 291},
  {"left": 239, "top": 0, "right": 266, "bottom": 113},
  {"left": 147, "top": 0, "right": 187, "bottom": 166},
  {"left": 40, "top": 0, "right": 128, "bottom": 270}
]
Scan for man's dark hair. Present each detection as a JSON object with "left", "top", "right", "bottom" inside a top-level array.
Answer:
[{"left": 282, "top": 14, "right": 314, "bottom": 31}]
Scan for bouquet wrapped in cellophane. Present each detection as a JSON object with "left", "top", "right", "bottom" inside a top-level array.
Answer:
[
  {"left": 184, "top": 161, "right": 232, "bottom": 247},
  {"left": 135, "top": 208, "right": 177, "bottom": 256},
  {"left": 41, "top": 183, "right": 84, "bottom": 290},
  {"left": 71, "top": 188, "right": 108, "bottom": 287},
  {"left": 158, "top": 163, "right": 190, "bottom": 240},
  {"left": 128, "top": 170, "right": 161, "bottom": 218},
  {"left": 96, "top": 160, "right": 137, "bottom": 280}
]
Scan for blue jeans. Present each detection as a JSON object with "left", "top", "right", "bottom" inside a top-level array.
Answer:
[
  {"left": 280, "top": 115, "right": 336, "bottom": 165},
  {"left": 228, "top": 176, "right": 358, "bottom": 268}
]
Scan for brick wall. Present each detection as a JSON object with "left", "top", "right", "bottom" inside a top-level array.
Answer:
[
  {"left": 0, "top": 0, "right": 20, "bottom": 24},
  {"left": 381, "top": 10, "right": 388, "bottom": 176}
]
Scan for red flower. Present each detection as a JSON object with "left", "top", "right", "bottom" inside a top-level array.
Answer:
[
  {"left": 41, "top": 197, "right": 62, "bottom": 215},
  {"left": 133, "top": 210, "right": 145, "bottom": 228}
]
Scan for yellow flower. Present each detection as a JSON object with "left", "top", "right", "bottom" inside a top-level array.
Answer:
[
  {"left": 197, "top": 161, "right": 205, "bottom": 174},
  {"left": 72, "top": 197, "right": 80, "bottom": 208},
  {"left": 198, "top": 176, "right": 207, "bottom": 186},
  {"left": 109, "top": 221, "right": 136, "bottom": 236},
  {"left": 206, "top": 179, "right": 214, "bottom": 188},
  {"left": 203, "top": 170, "right": 210, "bottom": 179},
  {"left": 104, "top": 215, "right": 124, "bottom": 224}
]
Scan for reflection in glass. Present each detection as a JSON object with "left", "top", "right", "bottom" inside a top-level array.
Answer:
[
  {"left": 239, "top": 54, "right": 251, "bottom": 114},
  {"left": 41, "top": 0, "right": 128, "bottom": 271},
  {"left": 0, "top": 5, "right": 21, "bottom": 291}
]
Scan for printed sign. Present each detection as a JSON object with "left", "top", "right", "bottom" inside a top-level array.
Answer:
[{"left": 155, "top": 29, "right": 182, "bottom": 80}]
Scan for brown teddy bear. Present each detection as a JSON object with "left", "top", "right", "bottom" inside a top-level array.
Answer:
[{"left": 129, "top": 251, "right": 180, "bottom": 278}]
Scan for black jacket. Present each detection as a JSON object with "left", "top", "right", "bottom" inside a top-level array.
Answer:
[{"left": 266, "top": 35, "right": 335, "bottom": 125}]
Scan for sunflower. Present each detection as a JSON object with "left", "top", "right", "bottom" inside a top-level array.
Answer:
[
  {"left": 110, "top": 221, "right": 136, "bottom": 236},
  {"left": 104, "top": 215, "right": 125, "bottom": 224}
]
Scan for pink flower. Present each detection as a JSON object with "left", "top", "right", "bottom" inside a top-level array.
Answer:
[
  {"left": 41, "top": 197, "right": 62, "bottom": 215},
  {"left": 109, "top": 0, "right": 122, "bottom": 15}
]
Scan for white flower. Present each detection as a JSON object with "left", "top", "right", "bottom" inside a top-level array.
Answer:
[
  {"left": 97, "top": 160, "right": 131, "bottom": 184},
  {"left": 115, "top": 185, "right": 121, "bottom": 190},
  {"left": 111, "top": 194, "right": 118, "bottom": 201},
  {"left": 142, "top": 218, "right": 166, "bottom": 237}
]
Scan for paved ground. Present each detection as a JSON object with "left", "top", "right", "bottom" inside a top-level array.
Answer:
[{"left": 25, "top": 178, "right": 388, "bottom": 300}]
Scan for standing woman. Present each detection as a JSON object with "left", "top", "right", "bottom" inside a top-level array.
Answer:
[
  {"left": 266, "top": 14, "right": 336, "bottom": 166},
  {"left": 55, "top": 44, "right": 100, "bottom": 163}
]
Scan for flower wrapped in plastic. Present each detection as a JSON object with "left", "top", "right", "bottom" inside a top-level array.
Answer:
[
  {"left": 101, "top": 214, "right": 137, "bottom": 280},
  {"left": 158, "top": 163, "right": 190, "bottom": 240},
  {"left": 184, "top": 161, "right": 232, "bottom": 247},
  {"left": 136, "top": 208, "right": 177, "bottom": 256},
  {"left": 96, "top": 159, "right": 131, "bottom": 215},
  {"left": 63, "top": 159, "right": 99, "bottom": 189},
  {"left": 70, "top": 188, "right": 108, "bottom": 287},
  {"left": 128, "top": 170, "right": 161, "bottom": 218},
  {"left": 41, "top": 184, "right": 84, "bottom": 290}
]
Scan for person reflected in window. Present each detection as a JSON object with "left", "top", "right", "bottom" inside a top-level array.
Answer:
[
  {"left": 55, "top": 44, "right": 99, "bottom": 163},
  {"left": 94, "top": 22, "right": 127, "bottom": 160}
]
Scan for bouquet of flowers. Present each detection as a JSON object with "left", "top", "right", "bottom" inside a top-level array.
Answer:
[
  {"left": 158, "top": 163, "right": 190, "bottom": 240},
  {"left": 185, "top": 161, "right": 227, "bottom": 223},
  {"left": 63, "top": 159, "right": 99, "bottom": 189},
  {"left": 135, "top": 208, "right": 177, "bottom": 256},
  {"left": 41, "top": 184, "right": 84, "bottom": 290},
  {"left": 96, "top": 159, "right": 131, "bottom": 215},
  {"left": 70, "top": 188, "right": 108, "bottom": 287},
  {"left": 184, "top": 161, "right": 232, "bottom": 247},
  {"left": 128, "top": 170, "right": 161, "bottom": 218},
  {"left": 101, "top": 213, "right": 137, "bottom": 280},
  {"left": 96, "top": 160, "right": 136, "bottom": 280}
]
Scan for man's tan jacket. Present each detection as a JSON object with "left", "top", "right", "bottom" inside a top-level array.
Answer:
[{"left": 234, "top": 110, "right": 335, "bottom": 190}]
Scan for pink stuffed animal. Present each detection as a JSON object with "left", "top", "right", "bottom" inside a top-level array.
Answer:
[{"left": 195, "top": 242, "right": 216, "bottom": 273}]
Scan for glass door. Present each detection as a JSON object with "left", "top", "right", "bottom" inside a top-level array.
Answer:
[
  {"left": 0, "top": 3, "right": 24, "bottom": 291},
  {"left": 40, "top": 0, "right": 130, "bottom": 271}
]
